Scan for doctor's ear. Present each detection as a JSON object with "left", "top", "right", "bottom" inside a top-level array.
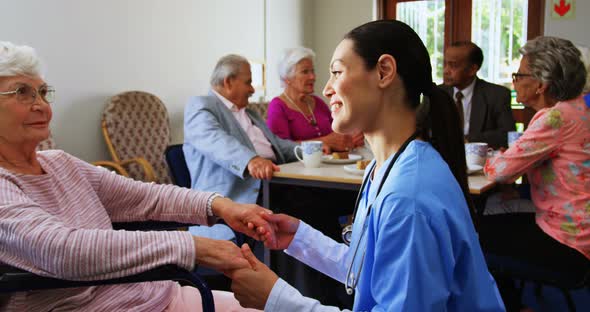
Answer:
[{"left": 376, "top": 54, "right": 397, "bottom": 87}]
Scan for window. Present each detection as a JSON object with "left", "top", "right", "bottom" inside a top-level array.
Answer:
[
  {"left": 396, "top": 0, "right": 446, "bottom": 82},
  {"left": 472, "top": 0, "right": 528, "bottom": 86}
]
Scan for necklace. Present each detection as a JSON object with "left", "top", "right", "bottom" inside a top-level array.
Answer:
[{"left": 283, "top": 93, "right": 317, "bottom": 126}]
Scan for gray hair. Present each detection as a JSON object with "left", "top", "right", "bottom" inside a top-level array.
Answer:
[
  {"left": 210, "top": 54, "right": 250, "bottom": 87},
  {"left": 0, "top": 41, "right": 42, "bottom": 78},
  {"left": 278, "top": 47, "right": 315, "bottom": 87},
  {"left": 577, "top": 44, "right": 590, "bottom": 93},
  {"left": 519, "top": 36, "right": 587, "bottom": 101}
]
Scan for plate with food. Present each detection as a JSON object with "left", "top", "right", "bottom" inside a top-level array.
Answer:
[
  {"left": 321, "top": 152, "right": 362, "bottom": 164},
  {"left": 343, "top": 160, "right": 372, "bottom": 176}
]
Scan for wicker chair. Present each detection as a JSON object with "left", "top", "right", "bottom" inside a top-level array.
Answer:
[{"left": 100, "top": 91, "right": 172, "bottom": 184}]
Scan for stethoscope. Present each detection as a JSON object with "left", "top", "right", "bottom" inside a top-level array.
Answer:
[{"left": 342, "top": 131, "right": 418, "bottom": 295}]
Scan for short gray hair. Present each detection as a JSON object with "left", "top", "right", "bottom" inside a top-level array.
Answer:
[
  {"left": 0, "top": 41, "right": 42, "bottom": 77},
  {"left": 210, "top": 54, "right": 249, "bottom": 87},
  {"left": 577, "top": 44, "right": 590, "bottom": 93},
  {"left": 278, "top": 47, "right": 315, "bottom": 87},
  {"left": 519, "top": 36, "right": 586, "bottom": 101}
]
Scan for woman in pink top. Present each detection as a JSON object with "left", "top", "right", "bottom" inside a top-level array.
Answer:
[
  {"left": 481, "top": 36, "right": 590, "bottom": 311},
  {"left": 0, "top": 41, "right": 267, "bottom": 311},
  {"left": 267, "top": 47, "right": 363, "bottom": 152}
]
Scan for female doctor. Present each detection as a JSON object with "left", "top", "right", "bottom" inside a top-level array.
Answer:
[{"left": 227, "top": 20, "right": 505, "bottom": 311}]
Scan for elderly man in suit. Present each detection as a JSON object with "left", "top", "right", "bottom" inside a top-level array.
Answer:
[
  {"left": 184, "top": 54, "right": 297, "bottom": 208},
  {"left": 441, "top": 41, "right": 515, "bottom": 149}
]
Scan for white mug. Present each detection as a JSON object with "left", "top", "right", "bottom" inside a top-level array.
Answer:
[
  {"left": 507, "top": 131, "right": 523, "bottom": 148},
  {"left": 294, "top": 141, "right": 323, "bottom": 168},
  {"left": 465, "top": 142, "right": 489, "bottom": 167}
]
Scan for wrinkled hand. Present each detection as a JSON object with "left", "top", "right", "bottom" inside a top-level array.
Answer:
[
  {"left": 212, "top": 197, "right": 276, "bottom": 246},
  {"left": 193, "top": 236, "right": 250, "bottom": 271},
  {"left": 322, "top": 132, "right": 353, "bottom": 152},
  {"left": 351, "top": 132, "right": 365, "bottom": 148},
  {"left": 227, "top": 244, "right": 279, "bottom": 310},
  {"left": 251, "top": 213, "right": 300, "bottom": 250},
  {"left": 247, "top": 156, "right": 279, "bottom": 180}
]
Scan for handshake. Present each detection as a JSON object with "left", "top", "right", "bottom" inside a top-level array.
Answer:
[{"left": 193, "top": 196, "right": 300, "bottom": 309}]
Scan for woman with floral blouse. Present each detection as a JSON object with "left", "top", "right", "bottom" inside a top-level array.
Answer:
[{"left": 481, "top": 36, "right": 590, "bottom": 311}]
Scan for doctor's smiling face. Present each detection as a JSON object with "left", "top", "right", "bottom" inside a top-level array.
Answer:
[{"left": 323, "top": 39, "right": 381, "bottom": 135}]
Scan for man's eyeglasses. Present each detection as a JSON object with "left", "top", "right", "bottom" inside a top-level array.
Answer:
[
  {"left": 0, "top": 84, "right": 55, "bottom": 104},
  {"left": 511, "top": 72, "right": 533, "bottom": 82}
]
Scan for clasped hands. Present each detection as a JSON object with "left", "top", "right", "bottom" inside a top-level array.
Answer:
[{"left": 194, "top": 195, "right": 299, "bottom": 309}]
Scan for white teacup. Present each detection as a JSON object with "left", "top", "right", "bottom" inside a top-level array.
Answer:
[
  {"left": 294, "top": 141, "right": 323, "bottom": 168},
  {"left": 507, "top": 131, "right": 523, "bottom": 148},
  {"left": 465, "top": 142, "right": 489, "bottom": 167}
]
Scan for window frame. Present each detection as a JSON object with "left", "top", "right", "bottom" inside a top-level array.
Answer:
[{"left": 377, "top": 0, "right": 544, "bottom": 51}]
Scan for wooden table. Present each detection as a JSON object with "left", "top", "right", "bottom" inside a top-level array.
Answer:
[{"left": 262, "top": 161, "right": 496, "bottom": 208}]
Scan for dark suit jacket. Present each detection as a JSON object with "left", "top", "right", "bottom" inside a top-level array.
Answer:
[{"left": 440, "top": 78, "right": 515, "bottom": 148}]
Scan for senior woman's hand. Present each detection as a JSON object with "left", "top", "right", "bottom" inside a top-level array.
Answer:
[
  {"left": 227, "top": 244, "right": 279, "bottom": 310},
  {"left": 193, "top": 236, "right": 251, "bottom": 271},
  {"left": 211, "top": 197, "right": 276, "bottom": 245},
  {"left": 351, "top": 131, "right": 365, "bottom": 148}
]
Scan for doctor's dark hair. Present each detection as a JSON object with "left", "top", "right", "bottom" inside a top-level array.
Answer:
[{"left": 344, "top": 20, "right": 473, "bottom": 220}]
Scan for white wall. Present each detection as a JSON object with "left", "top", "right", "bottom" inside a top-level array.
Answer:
[
  {"left": 310, "top": 0, "right": 374, "bottom": 97},
  {"left": 264, "top": 0, "right": 309, "bottom": 100},
  {"left": 544, "top": 0, "right": 590, "bottom": 47},
  {"left": 0, "top": 0, "right": 372, "bottom": 162},
  {"left": 0, "top": 0, "right": 304, "bottom": 162}
]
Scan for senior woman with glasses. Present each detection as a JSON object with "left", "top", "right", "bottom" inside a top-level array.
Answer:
[
  {"left": 267, "top": 47, "right": 363, "bottom": 153},
  {"left": 0, "top": 41, "right": 268, "bottom": 311},
  {"left": 481, "top": 36, "right": 590, "bottom": 311}
]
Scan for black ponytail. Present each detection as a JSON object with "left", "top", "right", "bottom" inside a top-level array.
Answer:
[
  {"left": 424, "top": 86, "right": 474, "bottom": 222},
  {"left": 345, "top": 20, "right": 475, "bottom": 223}
]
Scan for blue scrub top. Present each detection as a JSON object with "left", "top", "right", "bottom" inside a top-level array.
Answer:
[
  {"left": 350, "top": 141, "right": 504, "bottom": 311},
  {"left": 265, "top": 140, "right": 505, "bottom": 311}
]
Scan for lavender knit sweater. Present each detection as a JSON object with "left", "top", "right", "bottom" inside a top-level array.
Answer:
[{"left": 0, "top": 150, "right": 214, "bottom": 311}]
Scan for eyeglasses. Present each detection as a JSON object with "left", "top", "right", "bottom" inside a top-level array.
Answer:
[
  {"left": 0, "top": 84, "right": 55, "bottom": 104},
  {"left": 511, "top": 72, "right": 533, "bottom": 82}
]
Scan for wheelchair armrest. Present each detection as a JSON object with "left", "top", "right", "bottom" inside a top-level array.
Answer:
[{"left": 0, "top": 264, "right": 214, "bottom": 312}]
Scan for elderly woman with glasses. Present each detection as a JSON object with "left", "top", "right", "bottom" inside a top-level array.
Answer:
[
  {"left": 0, "top": 41, "right": 268, "bottom": 311},
  {"left": 481, "top": 36, "right": 590, "bottom": 311},
  {"left": 267, "top": 47, "right": 364, "bottom": 153}
]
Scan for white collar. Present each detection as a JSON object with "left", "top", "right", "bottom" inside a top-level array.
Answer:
[
  {"left": 453, "top": 78, "right": 476, "bottom": 99},
  {"left": 211, "top": 89, "right": 241, "bottom": 112}
]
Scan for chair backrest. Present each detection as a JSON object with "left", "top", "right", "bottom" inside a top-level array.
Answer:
[
  {"left": 165, "top": 144, "right": 191, "bottom": 188},
  {"left": 102, "top": 91, "right": 172, "bottom": 184}
]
